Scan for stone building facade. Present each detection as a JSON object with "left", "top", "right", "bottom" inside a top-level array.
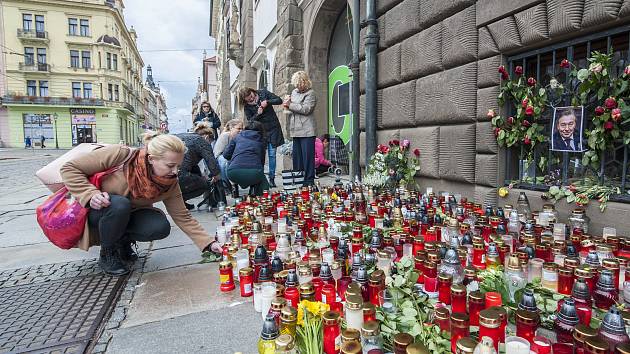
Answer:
[{"left": 215, "top": 0, "right": 630, "bottom": 234}]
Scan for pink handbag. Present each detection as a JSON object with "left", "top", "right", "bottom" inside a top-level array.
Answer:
[
  {"left": 36, "top": 167, "right": 121, "bottom": 249},
  {"left": 36, "top": 143, "right": 108, "bottom": 192}
]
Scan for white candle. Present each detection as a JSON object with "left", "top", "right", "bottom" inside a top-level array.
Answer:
[
  {"left": 260, "top": 285, "right": 276, "bottom": 320},
  {"left": 505, "top": 339, "right": 529, "bottom": 354}
]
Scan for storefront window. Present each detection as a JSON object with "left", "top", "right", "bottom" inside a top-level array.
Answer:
[
  {"left": 70, "top": 108, "right": 96, "bottom": 145},
  {"left": 23, "top": 114, "right": 54, "bottom": 144}
]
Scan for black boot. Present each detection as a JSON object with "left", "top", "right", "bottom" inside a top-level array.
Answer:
[
  {"left": 184, "top": 202, "right": 195, "bottom": 210},
  {"left": 268, "top": 178, "right": 276, "bottom": 188},
  {"left": 99, "top": 246, "right": 130, "bottom": 276},
  {"left": 117, "top": 239, "right": 138, "bottom": 263},
  {"left": 232, "top": 184, "right": 240, "bottom": 199}
]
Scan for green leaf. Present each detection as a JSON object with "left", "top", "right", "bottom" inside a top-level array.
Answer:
[
  {"left": 567, "top": 194, "right": 576, "bottom": 203},
  {"left": 597, "top": 86, "right": 605, "bottom": 100},
  {"left": 549, "top": 186, "right": 560, "bottom": 195},
  {"left": 539, "top": 88, "right": 546, "bottom": 96},
  {"left": 498, "top": 130, "right": 505, "bottom": 140},
  {"left": 577, "top": 68, "right": 590, "bottom": 81},
  {"left": 402, "top": 307, "right": 418, "bottom": 317}
]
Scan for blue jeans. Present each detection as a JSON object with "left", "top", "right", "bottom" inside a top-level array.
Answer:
[
  {"left": 267, "top": 143, "right": 276, "bottom": 180},
  {"left": 217, "top": 155, "right": 229, "bottom": 183}
]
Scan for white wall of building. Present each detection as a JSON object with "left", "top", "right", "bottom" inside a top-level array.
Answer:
[{"left": 253, "top": 0, "right": 277, "bottom": 50}]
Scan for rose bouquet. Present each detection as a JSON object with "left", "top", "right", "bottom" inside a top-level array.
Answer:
[{"left": 363, "top": 139, "right": 421, "bottom": 191}]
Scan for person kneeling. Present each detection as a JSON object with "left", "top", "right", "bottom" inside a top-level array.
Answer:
[
  {"left": 222, "top": 121, "right": 269, "bottom": 196},
  {"left": 60, "top": 133, "right": 223, "bottom": 276}
]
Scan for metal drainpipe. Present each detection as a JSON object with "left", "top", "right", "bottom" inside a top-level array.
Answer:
[
  {"left": 364, "top": 0, "right": 378, "bottom": 168},
  {"left": 350, "top": 0, "right": 361, "bottom": 179}
]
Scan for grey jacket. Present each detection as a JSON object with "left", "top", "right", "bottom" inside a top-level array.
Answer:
[{"left": 288, "top": 88, "right": 317, "bottom": 138}]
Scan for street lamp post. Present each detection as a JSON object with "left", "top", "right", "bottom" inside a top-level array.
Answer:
[{"left": 53, "top": 112, "right": 59, "bottom": 149}]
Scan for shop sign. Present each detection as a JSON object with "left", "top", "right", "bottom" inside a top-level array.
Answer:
[{"left": 70, "top": 108, "right": 96, "bottom": 124}]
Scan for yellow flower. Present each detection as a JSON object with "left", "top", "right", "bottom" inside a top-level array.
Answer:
[
  {"left": 296, "top": 300, "right": 330, "bottom": 326},
  {"left": 498, "top": 187, "right": 509, "bottom": 198}
]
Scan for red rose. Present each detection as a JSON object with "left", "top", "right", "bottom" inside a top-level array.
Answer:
[
  {"left": 494, "top": 128, "right": 501, "bottom": 137},
  {"left": 507, "top": 116, "right": 515, "bottom": 125},
  {"left": 522, "top": 120, "right": 531, "bottom": 127},
  {"left": 392, "top": 139, "right": 400, "bottom": 146},
  {"left": 525, "top": 106, "right": 534, "bottom": 116},
  {"left": 521, "top": 98, "right": 529, "bottom": 108},
  {"left": 487, "top": 109, "right": 496, "bottom": 119},
  {"left": 560, "top": 59, "right": 570, "bottom": 69},
  {"left": 382, "top": 146, "right": 389, "bottom": 154},
  {"left": 625, "top": 65, "right": 630, "bottom": 76},
  {"left": 605, "top": 97, "right": 617, "bottom": 109},
  {"left": 524, "top": 136, "right": 531, "bottom": 145},
  {"left": 612, "top": 108, "right": 622, "bottom": 122},
  {"left": 413, "top": 148, "right": 420, "bottom": 157},
  {"left": 501, "top": 72, "right": 509, "bottom": 80},
  {"left": 595, "top": 106, "right": 605, "bottom": 116},
  {"left": 498, "top": 66, "right": 506, "bottom": 74},
  {"left": 527, "top": 77, "right": 536, "bottom": 86},
  {"left": 515, "top": 66, "right": 523, "bottom": 75},
  {"left": 604, "top": 121, "right": 614, "bottom": 131}
]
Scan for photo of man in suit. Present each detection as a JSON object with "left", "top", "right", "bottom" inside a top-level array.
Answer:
[{"left": 551, "top": 107, "right": 583, "bottom": 152}]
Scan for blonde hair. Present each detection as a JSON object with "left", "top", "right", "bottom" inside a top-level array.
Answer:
[
  {"left": 193, "top": 121, "right": 214, "bottom": 139},
  {"left": 291, "top": 71, "right": 312, "bottom": 91},
  {"left": 142, "top": 131, "right": 186, "bottom": 158},
  {"left": 225, "top": 118, "right": 243, "bottom": 132}
]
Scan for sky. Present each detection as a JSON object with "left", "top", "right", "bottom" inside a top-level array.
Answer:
[{"left": 124, "top": 0, "right": 216, "bottom": 133}]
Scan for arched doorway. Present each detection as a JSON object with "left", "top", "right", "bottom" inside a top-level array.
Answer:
[{"left": 305, "top": 0, "right": 354, "bottom": 170}]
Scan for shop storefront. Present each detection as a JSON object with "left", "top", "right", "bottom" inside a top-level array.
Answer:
[
  {"left": 22, "top": 113, "right": 54, "bottom": 147},
  {"left": 70, "top": 108, "right": 96, "bottom": 145}
]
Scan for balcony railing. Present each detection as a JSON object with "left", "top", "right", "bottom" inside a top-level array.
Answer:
[
  {"left": 19, "top": 62, "right": 51, "bottom": 72},
  {"left": 103, "top": 100, "right": 136, "bottom": 113},
  {"left": 17, "top": 29, "right": 48, "bottom": 40},
  {"left": 2, "top": 95, "right": 105, "bottom": 106}
]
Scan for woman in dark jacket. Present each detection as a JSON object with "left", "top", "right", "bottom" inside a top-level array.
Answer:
[
  {"left": 222, "top": 120, "right": 269, "bottom": 196},
  {"left": 193, "top": 101, "right": 221, "bottom": 140},
  {"left": 239, "top": 87, "right": 284, "bottom": 187}
]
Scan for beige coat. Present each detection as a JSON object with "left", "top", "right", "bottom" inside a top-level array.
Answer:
[
  {"left": 288, "top": 88, "right": 317, "bottom": 138},
  {"left": 60, "top": 145, "right": 212, "bottom": 251}
]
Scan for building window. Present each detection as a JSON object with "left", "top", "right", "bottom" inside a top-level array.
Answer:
[
  {"left": 81, "top": 51, "right": 91, "bottom": 68},
  {"left": 83, "top": 83, "right": 92, "bottom": 99},
  {"left": 35, "top": 15, "right": 44, "bottom": 33},
  {"left": 112, "top": 54, "right": 118, "bottom": 70},
  {"left": 39, "top": 81, "right": 48, "bottom": 97},
  {"left": 108, "top": 84, "right": 113, "bottom": 100},
  {"left": 37, "top": 48, "right": 46, "bottom": 64},
  {"left": 22, "top": 14, "right": 32, "bottom": 31},
  {"left": 70, "top": 50, "right": 80, "bottom": 68},
  {"left": 80, "top": 19, "right": 90, "bottom": 36},
  {"left": 106, "top": 53, "right": 112, "bottom": 70},
  {"left": 26, "top": 80, "right": 36, "bottom": 96},
  {"left": 72, "top": 82, "right": 82, "bottom": 98},
  {"left": 114, "top": 85, "right": 119, "bottom": 101},
  {"left": 504, "top": 29, "right": 630, "bottom": 202},
  {"left": 68, "top": 18, "right": 78, "bottom": 35},
  {"left": 24, "top": 47, "right": 34, "bottom": 65}
]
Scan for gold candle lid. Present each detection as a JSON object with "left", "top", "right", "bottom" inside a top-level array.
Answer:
[
  {"left": 239, "top": 267, "right": 254, "bottom": 276},
  {"left": 468, "top": 290, "right": 484, "bottom": 302},
  {"left": 345, "top": 295, "right": 363, "bottom": 310},
  {"left": 299, "top": 282, "right": 314, "bottom": 294},
  {"left": 451, "top": 284, "right": 466, "bottom": 295},
  {"left": 456, "top": 337, "right": 478, "bottom": 353},
  {"left": 558, "top": 267, "right": 573, "bottom": 276},
  {"left": 275, "top": 334, "right": 295, "bottom": 350},
  {"left": 434, "top": 306, "right": 450, "bottom": 320},
  {"left": 438, "top": 273, "right": 453, "bottom": 282},
  {"left": 281, "top": 305, "right": 297, "bottom": 322},
  {"left": 406, "top": 343, "right": 430, "bottom": 354},
  {"left": 516, "top": 309, "right": 540, "bottom": 325},
  {"left": 393, "top": 332, "right": 414, "bottom": 347},
  {"left": 362, "top": 302, "right": 376, "bottom": 315},
  {"left": 573, "top": 323, "right": 597, "bottom": 344},
  {"left": 584, "top": 336, "right": 609, "bottom": 353},
  {"left": 341, "top": 328, "right": 361, "bottom": 343},
  {"left": 564, "top": 257, "right": 580, "bottom": 268},
  {"left": 271, "top": 297, "right": 287, "bottom": 310},
  {"left": 361, "top": 320, "right": 380, "bottom": 336},
  {"left": 617, "top": 343, "right": 630, "bottom": 354},
  {"left": 479, "top": 309, "right": 501, "bottom": 328},
  {"left": 450, "top": 312, "right": 469, "bottom": 326},
  {"left": 603, "top": 258, "right": 620, "bottom": 270},
  {"left": 322, "top": 310, "right": 340, "bottom": 325},
  {"left": 219, "top": 261, "right": 232, "bottom": 270},
  {"left": 340, "top": 340, "right": 362, "bottom": 354}
]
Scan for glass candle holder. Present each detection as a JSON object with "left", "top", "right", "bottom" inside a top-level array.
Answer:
[
  {"left": 531, "top": 336, "right": 552, "bottom": 354},
  {"left": 479, "top": 309, "right": 501, "bottom": 351},
  {"left": 528, "top": 258, "right": 545, "bottom": 282},
  {"left": 468, "top": 291, "right": 485, "bottom": 326},
  {"left": 558, "top": 267, "right": 574, "bottom": 295},
  {"left": 542, "top": 262, "right": 559, "bottom": 291},
  {"left": 344, "top": 295, "right": 364, "bottom": 331},
  {"left": 572, "top": 323, "right": 597, "bottom": 354},
  {"left": 378, "top": 289, "right": 397, "bottom": 314},
  {"left": 423, "top": 261, "right": 438, "bottom": 294},
  {"left": 434, "top": 306, "right": 450, "bottom": 332},
  {"left": 322, "top": 311, "right": 341, "bottom": 354},
  {"left": 451, "top": 284, "right": 467, "bottom": 314},
  {"left": 516, "top": 309, "right": 539, "bottom": 344},
  {"left": 505, "top": 336, "right": 530, "bottom": 354},
  {"left": 450, "top": 313, "right": 470, "bottom": 353},
  {"left": 438, "top": 273, "right": 453, "bottom": 304}
]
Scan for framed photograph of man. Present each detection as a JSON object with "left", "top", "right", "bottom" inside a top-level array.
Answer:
[{"left": 551, "top": 106, "right": 585, "bottom": 152}]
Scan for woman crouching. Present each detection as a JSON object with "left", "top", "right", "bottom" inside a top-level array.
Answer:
[{"left": 60, "top": 132, "right": 223, "bottom": 276}]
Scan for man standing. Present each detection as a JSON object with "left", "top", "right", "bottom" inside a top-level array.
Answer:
[
  {"left": 552, "top": 108, "right": 581, "bottom": 151},
  {"left": 40, "top": 135, "right": 46, "bottom": 148},
  {"left": 238, "top": 87, "right": 285, "bottom": 187}
]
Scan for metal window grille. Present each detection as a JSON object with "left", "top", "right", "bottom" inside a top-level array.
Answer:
[{"left": 504, "top": 27, "right": 630, "bottom": 203}]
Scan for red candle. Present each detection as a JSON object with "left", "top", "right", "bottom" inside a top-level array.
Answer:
[
  {"left": 468, "top": 291, "right": 484, "bottom": 326},
  {"left": 323, "top": 311, "right": 341, "bottom": 354},
  {"left": 321, "top": 284, "right": 337, "bottom": 305},
  {"left": 516, "top": 309, "right": 539, "bottom": 344},
  {"left": 485, "top": 292, "right": 502, "bottom": 308},
  {"left": 219, "top": 261, "right": 235, "bottom": 292},
  {"left": 450, "top": 313, "right": 470, "bottom": 353},
  {"left": 438, "top": 274, "right": 452, "bottom": 304},
  {"left": 284, "top": 286, "right": 300, "bottom": 308},
  {"left": 479, "top": 309, "right": 501, "bottom": 351},
  {"left": 423, "top": 261, "right": 438, "bottom": 293},
  {"left": 239, "top": 267, "right": 254, "bottom": 297},
  {"left": 558, "top": 267, "right": 574, "bottom": 295},
  {"left": 450, "top": 284, "right": 467, "bottom": 314}
]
